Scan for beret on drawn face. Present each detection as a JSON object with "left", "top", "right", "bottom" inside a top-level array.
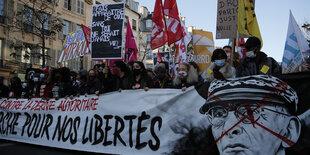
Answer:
[{"left": 199, "top": 75, "right": 298, "bottom": 114}]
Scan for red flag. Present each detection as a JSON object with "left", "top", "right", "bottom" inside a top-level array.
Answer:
[
  {"left": 81, "top": 25, "right": 91, "bottom": 51},
  {"left": 164, "top": 0, "right": 183, "bottom": 45},
  {"left": 237, "top": 38, "right": 246, "bottom": 58},
  {"left": 108, "top": 59, "right": 123, "bottom": 68},
  {"left": 151, "top": 0, "right": 168, "bottom": 50},
  {"left": 125, "top": 19, "right": 138, "bottom": 63},
  {"left": 156, "top": 50, "right": 163, "bottom": 64}
]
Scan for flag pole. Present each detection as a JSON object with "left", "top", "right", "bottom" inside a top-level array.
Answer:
[{"left": 231, "top": 37, "right": 235, "bottom": 64}]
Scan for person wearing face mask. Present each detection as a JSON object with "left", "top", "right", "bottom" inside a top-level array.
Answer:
[
  {"left": 173, "top": 62, "right": 199, "bottom": 91},
  {"left": 31, "top": 73, "right": 41, "bottom": 98},
  {"left": 100, "top": 65, "right": 114, "bottom": 93},
  {"left": 236, "top": 37, "right": 281, "bottom": 77},
  {"left": 38, "top": 68, "right": 52, "bottom": 98},
  {"left": 77, "top": 69, "right": 88, "bottom": 96},
  {"left": 8, "top": 77, "right": 22, "bottom": 98},
  {"left": 50, "top": 67, "right": 74, "bottom": 99},
  {"left": 85, "top": 69, "right": 101, "bottom": 96},
  {"left": 0, "top": 76, "right": 9, "bottom": 98},
  {"left": 153, "top": 65, "right": 173, "bottom": 88},
  {"left": 21, "top": 81, "right": 31, "bottom": 98},
  {"left": 205, "top": 49, "right": 236, "bottom": 82},
  {"left": 70, "top": 70, "right": 80, "bottom": 97},
  {"left": 132, "top": 61, "right": 152, "bottom": 91},
  {"left": 97, "top": 64, "right": 105, "bottom": 80},
  {"left": 113, "top": 61, "right": 133, "bottom": 92}
]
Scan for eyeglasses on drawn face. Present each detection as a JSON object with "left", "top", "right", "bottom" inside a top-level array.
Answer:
[{"left": 206, "top": 103, "right": 290, "bottom": 127}]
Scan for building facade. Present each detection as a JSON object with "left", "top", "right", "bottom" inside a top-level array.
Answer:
[{"left": 0, "top": 0, "right": 140, "bottom": 83}]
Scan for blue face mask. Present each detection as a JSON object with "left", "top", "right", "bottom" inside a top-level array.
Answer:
[
  {"left": 40, "top": 73, "right": 45, "bottom": 78},
  {"left": 33, "top": 77, "right": 39, "bottom": 82},
  {"left": 215, "top": 59, "right": 226, "bottom": 67},
  {"left": 22, "top": 83, "right": 27, "bottom": 88},
  {"left": 178, "top": 71, "right": 188, "bottom": 79}
]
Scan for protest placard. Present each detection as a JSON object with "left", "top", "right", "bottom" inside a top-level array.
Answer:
[
  {"left": 91, "top": 3, "right": 125, "bottom": 59},
  {"left": 58, "top": 29, "right": 91, "bottom": 63},
  {"left": 216, "top": 0, "right": 250, "bottom": 39}
]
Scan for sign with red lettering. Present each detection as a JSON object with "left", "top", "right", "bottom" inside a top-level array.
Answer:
[{"left": 58, "top": 28, "right": 91, "bottom": 63}]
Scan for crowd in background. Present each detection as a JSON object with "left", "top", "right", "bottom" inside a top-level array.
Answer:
[
  {"left": 1, "top": 37, "right": 310, "bottom": 99},
  {"left": 0, "top": 60, "right": 203, "bottom": 99}
]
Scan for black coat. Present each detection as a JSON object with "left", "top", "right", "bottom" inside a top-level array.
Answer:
[
  {"left": 236, "top": 52, "right": 281, "bottom": 77},
  {"left": 0, "top": 84, "right": 9, "bottom": 97}
]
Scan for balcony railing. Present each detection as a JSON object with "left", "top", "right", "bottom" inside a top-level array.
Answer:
[{"left": 0, "top": 59, "right": 34, "bottom": 73}]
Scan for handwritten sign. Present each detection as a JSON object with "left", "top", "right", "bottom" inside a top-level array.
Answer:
[
  {"left": 216, "top": 0, "right": 251, "bottom": 39},
  {"left": 91, "top": 3, "right": 125, "bottom": 59}
]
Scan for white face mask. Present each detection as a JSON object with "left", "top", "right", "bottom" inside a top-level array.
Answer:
[
  {"left": 246, "top": 51, "right": 256, "bottom": 58},
  {"left": 226, "top": 53, "right": 231, "bottom": 60}
]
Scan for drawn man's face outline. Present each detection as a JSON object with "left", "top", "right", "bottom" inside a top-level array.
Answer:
[{"left": 208, "top": 103, "right": 301, "bottom": 155}]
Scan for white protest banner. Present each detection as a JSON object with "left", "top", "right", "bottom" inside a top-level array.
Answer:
[
  {"left": 0, "top": 87, "right": 207, "bottom": 155},
  {"left": 58, "top": 29, "right": 91, "bottom": 63}
]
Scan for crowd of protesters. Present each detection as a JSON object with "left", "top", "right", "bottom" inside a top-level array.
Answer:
[
  {"left": 1, "top": 37, "right": 309, "bottom": 99},
  {"left": 0, "top": 59, "right": 204, "bottom": 99}
]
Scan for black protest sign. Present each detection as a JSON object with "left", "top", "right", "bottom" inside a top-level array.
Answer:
[
  {"left": 91, "top": 3, "right": 125, "bottom": 59},
  {"left": 25, "top": 68, "right": 41, "bottom": 81}
]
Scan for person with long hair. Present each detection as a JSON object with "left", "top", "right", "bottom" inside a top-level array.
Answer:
[
  {"left": 113, "top": 61, "right": 133, "bottom": 92},
  {"left": 132, "top": 61, "right": 152, "bottom": 91},
  {"left": 173, "top": 62, "right": 199, "bottom": 91},
  {"left": 0, "top": 77, "right": 9, "bottom": 98},
  {"left": 77, "top": 69, "right": 88, "bottom": 96},
  {"left": 8, "top": 77, "right": 22, "bottom": 98},
  {"left": 100, "top": 65, "right": 114, "bottom": 93},
  {"left": 85, "top": 69, "right": 101, "bottom": 95},
  {"left": 50, "top": 67, "right": 74, "bottom": 99}
]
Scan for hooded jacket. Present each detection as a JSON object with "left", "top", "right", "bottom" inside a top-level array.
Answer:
[{"left": 236, "top": 51, "right": 281, "bottom": 77}]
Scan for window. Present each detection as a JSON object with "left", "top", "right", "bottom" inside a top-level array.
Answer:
[
  {"left": 0, "top": 0, "right": 4, "bottom": 24},
  {"left": 125, "top": 16, "right": 128, "bottom": 26},
  {"left": 64, "top": 0, "right": 71, "bottom": 11},
  {"left": 146, "top": 50, "right": 153, "bottom": 60},
  {"left": 77, "top": 0, "right": 84, "bottom": 15},
  {"left": 0, "top": 39, "right": 3, "bottom": 59},
  {"left": 21, "top": 45, "right": 31, "bottom": 64},
  {"left": 42, "top": 13, "right": 49, "bottom": 30},
  {"left": 146, "top": 20, "right": 152, "bottom": 29},
  {"left": 132, "top": 19, "right": 137, "bottom": 31},
  {"left": 147, "top": 34, "right": 151, "bottom": 43},
  {"left": 63, "top": 20, "right": 70, "bottom": 39},
  {"left": 23, "top": 7, "right": 33, "bottom": 32}
]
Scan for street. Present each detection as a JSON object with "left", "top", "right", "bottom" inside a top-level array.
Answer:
[{"left": 0, "top": 139, "right": 112, "bottom": 155}]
